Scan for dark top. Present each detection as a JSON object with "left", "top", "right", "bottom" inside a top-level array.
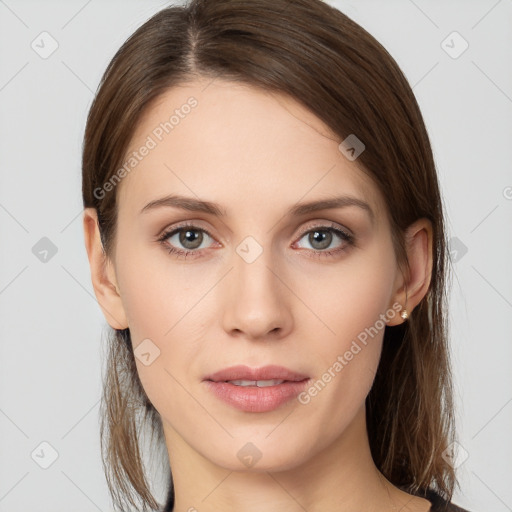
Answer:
[
  {"left": 163, "top": 487, "right": 471, "bottom": 511},
  {"left": 424, "top": 488, "right": 471, "bottom": 511}
]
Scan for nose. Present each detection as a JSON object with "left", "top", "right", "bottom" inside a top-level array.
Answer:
[{"left": 220, "top": 244, "right": 294, "bottom": 341}]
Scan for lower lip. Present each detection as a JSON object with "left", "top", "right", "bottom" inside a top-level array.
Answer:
[{"left": 204, "top": 379, "right": 310, "bottom": 413}]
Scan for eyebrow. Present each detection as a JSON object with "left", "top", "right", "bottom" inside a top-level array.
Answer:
[{"left": 140, "top": 193, "right": 374, "bottom": 223}]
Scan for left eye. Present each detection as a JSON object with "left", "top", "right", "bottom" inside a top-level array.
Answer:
[{"left": 294, "top": 225, "right": 353, "bottom": 252}]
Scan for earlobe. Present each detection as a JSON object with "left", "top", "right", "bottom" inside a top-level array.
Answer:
[
  {"left": 387, "top": 218, "right": 433, "bottom": 326},
  {"left": 83, "top": 208, "right": 128, "bottom": 330}
]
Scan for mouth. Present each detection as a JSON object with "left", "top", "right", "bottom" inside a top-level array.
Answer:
[
  {"left": 204, "top": 364, "right": 309, "bottom": 383},
  {"left": 203, "top": 365, "right": 310, "bottom": 413},
  {"left": 223, "top": 379, "right": 288, "bottom": 387}
]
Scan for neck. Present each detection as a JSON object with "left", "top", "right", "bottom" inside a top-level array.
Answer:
[{"left": 163, "top": 406, "right": 406, "bottom": 512}]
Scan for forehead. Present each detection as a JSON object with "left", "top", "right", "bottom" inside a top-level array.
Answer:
[{"left": 116, "top": 78, "right": 384, "bottom": 220}]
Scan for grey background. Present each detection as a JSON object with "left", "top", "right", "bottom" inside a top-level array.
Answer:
[{"left": 0, "top": 0, "right": 511, "bottom": 511}]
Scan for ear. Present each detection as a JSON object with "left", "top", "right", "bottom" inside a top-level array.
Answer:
[
  {"left": 83, "top": 208, "right": 128, "bottom": 330},
  {"left": 387, "top": 218, "right": 433, "bottom": 326}
]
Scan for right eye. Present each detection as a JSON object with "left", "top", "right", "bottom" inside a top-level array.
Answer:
[{"left": 157, "top": 223, "right": 217, "bottom": 258}]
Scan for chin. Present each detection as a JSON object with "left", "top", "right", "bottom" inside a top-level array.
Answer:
[{"left": 196, "top": 431, "right": 317, "bottom": 473}]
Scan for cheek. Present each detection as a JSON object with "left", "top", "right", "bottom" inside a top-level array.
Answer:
[
  {"left": 301, "top": 241, "right": 397, "bottom": 353},
  {"left": 115, "top": 239, "right": 202, "bottom": 339},
  {"left": 295, "top": 241, "right": 396, "bottom": 414},
  {"left": 113, "top": 244, "right": 197, "bottom": 394}
]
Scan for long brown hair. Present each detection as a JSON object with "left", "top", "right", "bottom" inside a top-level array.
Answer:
[{"left": 82, "top": 0, "right": 456, "bottom": 510}]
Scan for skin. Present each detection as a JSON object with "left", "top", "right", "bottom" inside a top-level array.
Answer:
[{"left": 84, "top": 78, "right": 433, "bottom": 512}]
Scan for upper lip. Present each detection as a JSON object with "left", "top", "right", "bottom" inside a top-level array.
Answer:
[{"left": 204, "top": 365, "right": 309, "bottom": 382}]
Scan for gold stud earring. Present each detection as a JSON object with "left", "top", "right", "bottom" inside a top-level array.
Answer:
[{"left": 400, "top": 308, "right": 409, "bottom": 320}]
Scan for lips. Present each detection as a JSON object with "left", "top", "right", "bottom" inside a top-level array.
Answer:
[
  {"left": 203, "top": 365, "right": 310, "bottom": 413},
  {"left": 204, "top": 364, "right": 309, "bottom": 383},
  {"left": 228, "top": 379, "right": 285, "bottom": 387}
]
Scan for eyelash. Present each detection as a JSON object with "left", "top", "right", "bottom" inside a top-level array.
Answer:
[{"left": 156, "top": 221, "right": 355, "bottom": 260}]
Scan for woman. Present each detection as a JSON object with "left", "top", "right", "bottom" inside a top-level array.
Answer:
[{"left": 82, "top": 0, "right": 472, "bottom": 510}]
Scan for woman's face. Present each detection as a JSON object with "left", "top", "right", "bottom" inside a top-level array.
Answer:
[{"left": 105, "top": 78, "right": 406, "bottom": 471}]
